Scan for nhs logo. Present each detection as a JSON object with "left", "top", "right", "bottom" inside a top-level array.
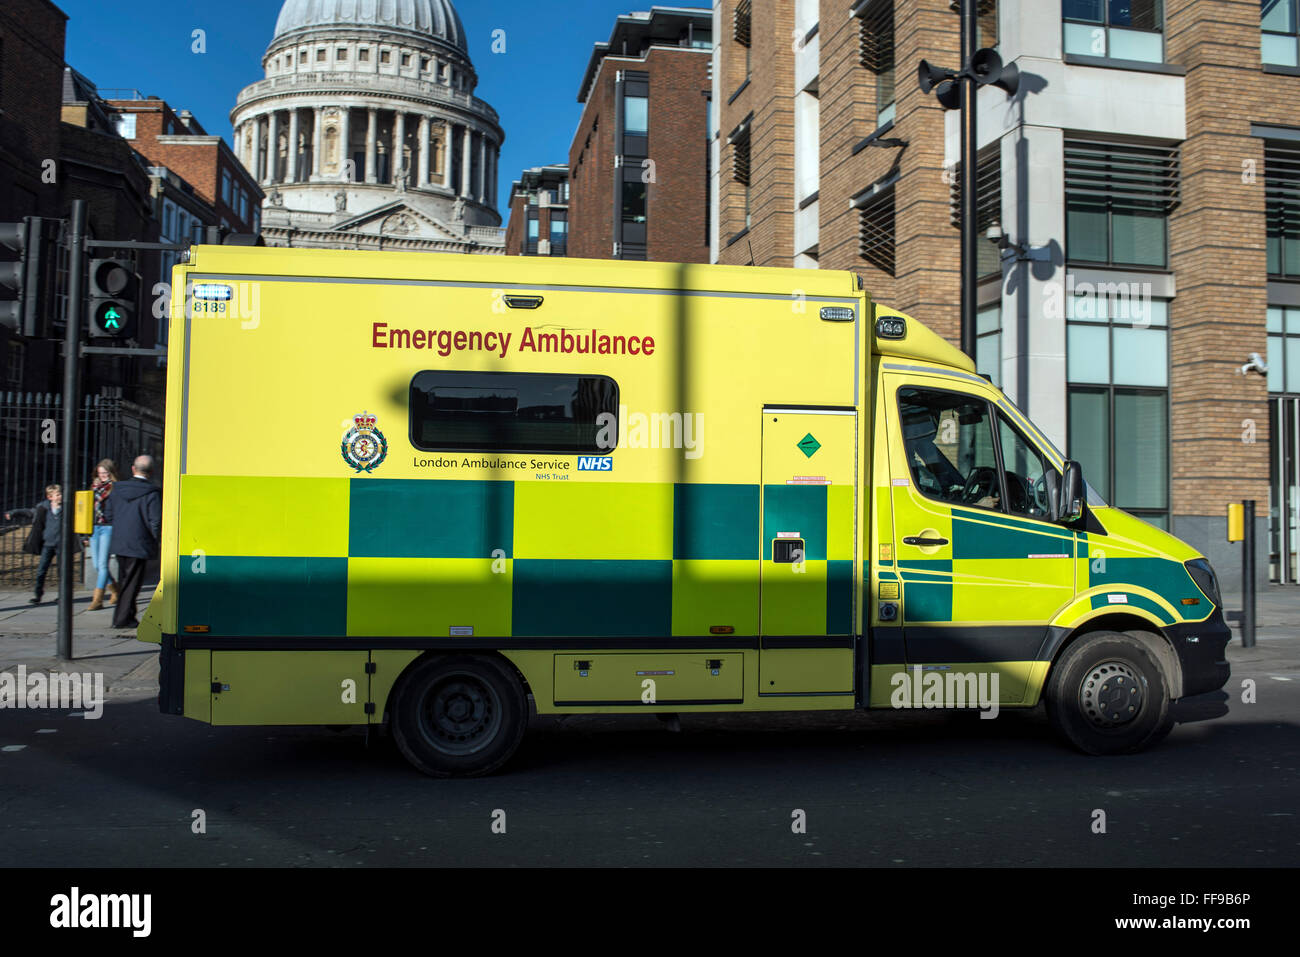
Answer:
[{"left": 577, "top": 456, "right": 614, "bottom": 471}]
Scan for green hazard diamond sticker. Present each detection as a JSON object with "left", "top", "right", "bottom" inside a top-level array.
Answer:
[{"left": 797, "top": 433, "right": 821, "bottom": 458}]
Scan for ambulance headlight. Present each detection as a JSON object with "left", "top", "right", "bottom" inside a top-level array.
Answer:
[{"left": 1185, "top": 558, "right": 1221, "bottom": 609}]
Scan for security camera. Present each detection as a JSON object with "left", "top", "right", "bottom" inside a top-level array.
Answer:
[
  {"left": 1240, "top": 352, "right": 1268, "bottom": 376},
  {"left": 985, "top": 224, "right": 1003, "bottom": 243}
]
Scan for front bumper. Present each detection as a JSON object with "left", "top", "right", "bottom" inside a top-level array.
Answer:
[{"left": 1165, "top": 608, "right": 1232, "bottom": 699}]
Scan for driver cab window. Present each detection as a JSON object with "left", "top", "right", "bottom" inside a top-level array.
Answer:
[
  {"left": 897, "top": 387, "right": 1002, "bottom": 512},
  {"left": 997, "top": 414, "right": 1056, "bottom": 520}
]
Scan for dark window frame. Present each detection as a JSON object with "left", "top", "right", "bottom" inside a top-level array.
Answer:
[
  {"left": 894, "top": 384, "right": 1010, "bottom": 517},
  {"left": 409, "top": 370, "right": 621, "bottom": 455},
  {"left": 1064, "top": 137, "right": 1180, "bottom": 269},
  {"left": 1067, "top": 383, "right": 1170, "bottom": 526}
]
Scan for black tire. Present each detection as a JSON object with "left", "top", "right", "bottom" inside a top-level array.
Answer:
[
  {"left": 390, "top": 654, "right": 527, "bottom": 777},
  {"left": 1046, "top": 631, "right": 1175, "bottom": 755}
]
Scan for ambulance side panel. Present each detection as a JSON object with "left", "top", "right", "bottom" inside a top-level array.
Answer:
[{"left": 162, "top": 251, "right": 867, "bottom": 722}]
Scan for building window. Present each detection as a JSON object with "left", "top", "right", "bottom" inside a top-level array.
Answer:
[
  {"left": 976, "top": 304, "right": 1001, "bottom": 385},
  {"left": 409, "top": 371, "right": 620, "bottom": 454},
  {"left": 381, "top": 50, "right": 391, "bottom": 64},
  {"left": 1067, "top": 292, "right": 1169, "bottom": 528},
  {"left": 422, "top": 57, "right": 431, "bottom": 72},
  {"left": 729, "top": 119, "right": 752, "bottom": 231},
  {"left": 402, "top": 53, "right": 412, "bottom": 67},
  {"left": 317, "top": 48, "right": 327, "bottom": 62},
  {"left": 1265, "top": 306, "right": 1300, "bottom": 392},
  {"left": 550, "top": 210, "right": 568, "bottom": 255},
  {"left": 624, "top": 94, "right": 649, "bottom": 136},
  {"left": 1266, "top": 140, "right": 1300, "bottom": 276},
  {"left": 338, "top": 48, "right": 348, "bottom": 60},
  {"left": 857, "top": 0, "right": 896, "bottom": 128},
  {"left": 526, "top": 211, "right": 539, "bottom": 254},
  {"left": 221, "top": 168, "right": 233, "bottom": 204},
  {"left": 734, "top": 0, "right": 752, "bottom": 77},
  {"left": 622, "top": 180, "right": 648, "bottom": 225},
  {"left": 1063, "top": 0, "right": 1164, "bottom": 63},
  {"left": 299, "top": 51, "right": 307, "bottom": 64},
  {"left": 1264, "top": 1, "right": 1299, "bottom": 64},
  {"left": 359, "top": 48, "right": 370, "bottom": 62},
  {"left": 115, "top": 113, "right": 136, "bottom": 139},
  {"left": 978, "top": 0, "right": 998, "bottom": 48},
  {"left": 854, "top": 177, "right": 897, "bottom": 276},
  {"left": 950, "top": 144, "right": 1002, "bottom": 278},
  {"left": 1064, "top": 137, "right": 1179, "bottom": 268}
]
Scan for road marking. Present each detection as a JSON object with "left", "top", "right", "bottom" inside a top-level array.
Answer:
[
  {"left": 2, "top": 745, "right": 26, "bottom": 752},
  {"left": 36, "top": 729, "right": 56, "bottom": 734}
]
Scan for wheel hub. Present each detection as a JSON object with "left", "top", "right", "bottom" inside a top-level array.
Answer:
[
  {"left": 420, "top": 675, "right": 502, "bottom": 755},
  {"left": 1079, "top": 660, "right": 1145, "bottom": 728}
]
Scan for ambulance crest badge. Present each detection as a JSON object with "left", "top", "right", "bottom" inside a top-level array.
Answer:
[{"left": 341, "top": 411, "right": 388, "bottom": 473}]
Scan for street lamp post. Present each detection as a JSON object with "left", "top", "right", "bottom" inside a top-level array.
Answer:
[{"left": 917, "top": 0, "right": 1019, "bottom": 360}]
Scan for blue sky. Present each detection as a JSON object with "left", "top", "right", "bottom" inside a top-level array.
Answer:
[{"left": 57, "top": 0, "right": 694, "bottom": 228}]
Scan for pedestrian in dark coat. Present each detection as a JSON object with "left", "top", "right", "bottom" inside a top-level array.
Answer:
[
  {"left": 106, "top": 455, "right": 162, "bottom": 629},
  {"left": 24, "top": 484, "right": 81, "bottom": 604}
]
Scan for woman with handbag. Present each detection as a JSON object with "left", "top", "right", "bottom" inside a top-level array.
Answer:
[{"left": 88, "top": 459, "right": 119, "bottom": 610}]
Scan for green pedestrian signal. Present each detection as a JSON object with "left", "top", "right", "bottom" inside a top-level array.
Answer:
[{"left": 88, "top": 257, "right": 137, "bottom": 339}]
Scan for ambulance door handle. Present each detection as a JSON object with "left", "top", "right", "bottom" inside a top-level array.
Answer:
[{"left": 903, "top": 536, "right": 947, "bottom": 547}]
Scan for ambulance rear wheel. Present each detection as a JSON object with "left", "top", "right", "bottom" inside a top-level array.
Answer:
[
  {"left": 391, "top": 655, "right": 527, "bottom": 777},
  {"left": 1046, "top": 631, "right": 1174, "bottom": 755}
]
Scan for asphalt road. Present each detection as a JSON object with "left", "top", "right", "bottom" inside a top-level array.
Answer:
[{"left": 0, "top": 640, "right": 1295, "bottom": 867}]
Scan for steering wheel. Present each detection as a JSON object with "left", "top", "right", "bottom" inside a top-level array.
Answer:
[
  {"left": 1004, "top": 472, "right": 1030, "bottom": 513},
  {"left": 960, "top": 466, "right": 998, "bottom": 505}
]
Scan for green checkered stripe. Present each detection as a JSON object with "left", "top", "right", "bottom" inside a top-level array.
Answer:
[{"left": 176, "top": 478, "right": 854, "bottom": 639}]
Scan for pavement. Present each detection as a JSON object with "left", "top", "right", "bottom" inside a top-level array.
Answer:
[{"left": 0, "top": 582, "right": 160, "bottom": 703}]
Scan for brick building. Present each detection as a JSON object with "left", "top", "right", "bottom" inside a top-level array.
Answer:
[
  {"left": 0, "top": 0, "right": 66, "bottom": 223},
  {"left": 106, "top": 95, "right": 263, "bottom": 236},
  {"left": 709, "top": 0, "right": 1300, "bottom": 585},
  {"left": 504, "top": 164, "right": 570, "bottom": 256},
  {"left": 569, "top": 6, "right": 713, "bottom": 262}
]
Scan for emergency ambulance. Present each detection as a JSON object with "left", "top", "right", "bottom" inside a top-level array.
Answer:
[{"left": 139, "top": 245, "right": 1231, "bottom": 776}]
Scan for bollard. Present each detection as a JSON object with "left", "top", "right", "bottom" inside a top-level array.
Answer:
[{"left": 1242, "top": 500, "right": 1256, "bottom": 649}]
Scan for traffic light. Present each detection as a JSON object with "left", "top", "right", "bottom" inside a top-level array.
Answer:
[
  {"left": 0, "top": 218, "right": 58, "bottom": 338},
  {"left": 87, "top": 257, "right": 138, "bottom": 339}
]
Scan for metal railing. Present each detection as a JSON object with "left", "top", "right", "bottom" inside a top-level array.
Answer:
[{"left": 0, "top": 391, "right": 163, "bottom": 588}]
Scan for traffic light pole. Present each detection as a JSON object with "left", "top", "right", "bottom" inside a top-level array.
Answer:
[
  {"left": 58, "top": 199, "right": 87, "bottom": 661},
  {"left": 959, "top": 0, "right": 977, "bottom": 360}
]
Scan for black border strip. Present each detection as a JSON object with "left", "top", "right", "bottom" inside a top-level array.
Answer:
[
  {"left": 761, "top": 636, "right": 854, "bottom": 649},
  {"left": 170, "top": 634, "right": 766, "bottom": 651},
  {"left": 555, "top": 698, "right": 745, "bottom": 707}
]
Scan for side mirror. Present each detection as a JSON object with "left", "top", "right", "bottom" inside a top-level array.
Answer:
[{"left": 1058, "top": 460, "right": 1084, "bottom": 523}]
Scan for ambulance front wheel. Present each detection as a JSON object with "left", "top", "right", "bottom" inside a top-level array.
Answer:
[
  {"left": 1046, "top": 631, "right": 1174, "bottom": 755},
  {"left": 391, "top": 654, "right": 528, "bottom": 777}
]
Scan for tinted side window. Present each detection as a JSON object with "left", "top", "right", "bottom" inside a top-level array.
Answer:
[
  {"left": 410, "top": 371, "right": 619, "bottom": 453},
  {"left": 897, "top": 387, "right": 1002, "bottom": 512},
  {"left": 997, "top": 414, "right": 1057, "bottom": 519}
]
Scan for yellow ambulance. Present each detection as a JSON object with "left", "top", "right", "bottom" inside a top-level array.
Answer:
[{"left": 139, "top": 246, "right": 1231, "bottom": 775}]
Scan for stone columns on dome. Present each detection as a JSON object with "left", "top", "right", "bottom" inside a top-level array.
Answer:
[
  {"left": 265, "top": 111, "right": 279, "bottom": 185},
  {"left": 394, "top": 111, "right": 406, "bottom": 187},
  {"left": 442, "top": 122, "right": 452, "bottom": 189},
  {"left": 312, "top": 107, "right": 323, "bottom": 179},
  {"left": 418, "top": 116, "right": 430, "bottom": 188},
  {"left": 461, "top": 126, "right": 472, "bottom": 198},
  {"left": 477, "top": 135, "right": 486, "bottom": 203},
  {"left": 286, "top": 109, "right": 299, "bottom": 184},
  {"left": 338, "top": 107, "right": 351, "bottom": 182},
  {"left": 365, "top": 108, "right": 378, "bottom": 184},
  {"left": 251, "top": 117, "right": 262, "bottom": 185}
]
